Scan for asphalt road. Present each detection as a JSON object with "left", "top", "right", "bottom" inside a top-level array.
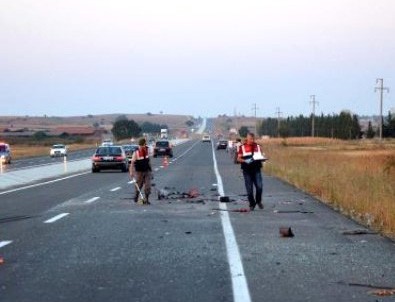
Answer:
[{"left": 1, "top": 139, "right": 395, "bottom": 302}]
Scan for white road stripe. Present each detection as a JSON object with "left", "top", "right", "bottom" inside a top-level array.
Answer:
[
  {"left": 44, "top": 213, "right": 69, "bottom": 224},
  {"left": 0, "top": 172, "right": 91, "bottom": 196},
  {"left": 0, "top": 241, "right": 12, "bottom": 248},
  {"left": 211, "top": 141, "right": 252, "bottom": 302},
  {"left": 110, "top": 187, "right": 121, "bottom": 192},
  {"left": 85, "top": 197, "right": 100, "bottom": 204}
]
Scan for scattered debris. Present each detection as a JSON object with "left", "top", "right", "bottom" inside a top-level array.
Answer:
[
  {"left": 340, "top": 281, "right": 395, "bottom": 296},
  {"left": 185, "top": 231, "right": 192, "bottom": 235},
  {"left": 219, "top": 196, "right": 230, "bottom": 203},
  {"left": 342, "top": 229, "right": 377, "bottom": 235},
  {"left": 274, "top": 210, "right": 314, "bottom": 214},
  {"left": 279, "top": 227, "right": 294, "bottom": 238},
  {"left": 213, "top": 208, "right": 250, "bottom": 213},
  {"left": 0, "top": 256, "right": 4, "bottom": 265},
  {"left": 369, "top": 289, "right": 395, "bottom": 297}
]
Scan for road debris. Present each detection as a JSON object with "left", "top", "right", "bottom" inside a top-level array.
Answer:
[
  {"left": 212, "top": 208, "right": 250, "bottom": 213},
  {"left": 274, "top": 210, "right": 314, "bottom": 214},
  {"left": 341, "top": 229, "right": 377, "bottom": 235},
  {"left": 279, "top": 227, "right": 294, "bottom": 238},
  {"left": 0, "top": 256, "right": 4, "bottom": 265}
]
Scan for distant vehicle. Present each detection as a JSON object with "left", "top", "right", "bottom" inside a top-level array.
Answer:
[
  {"left": 101, "top": 139, "right": 114, "bottom": 147},
  {"left": 153, "top": 140, "right": 173, "bottom": 157},
  {"left": 160, "top": 129, "right": 168, "bottom": 139},
  {"left": 50, "top": 144, "right": 67, "bottom": 157},
  {"left": 216, "top": 140, "right": 228, "bottom": 150},
  {"left": 0, "top": 143, "right": 12, "bottom": 164},
  {"left": 91, "top": 146, "right": 129, "bottom": 173},
  {"left": 122, "top": 144, "right": 139, "bottom": 162},
  {"left": 202, "top": 135, "right": 211, "bottom": 142}
]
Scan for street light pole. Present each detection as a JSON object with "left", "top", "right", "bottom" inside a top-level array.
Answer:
[{"left": 375, "top": 78, "right": 389, "bottom": 140}]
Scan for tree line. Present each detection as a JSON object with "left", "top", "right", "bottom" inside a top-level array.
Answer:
[
  {"left": 111, "top": 117, "right": 168, "bottom": 141},
  {"left": 244, "top": 110, "right": 395, "bottom": 139}
]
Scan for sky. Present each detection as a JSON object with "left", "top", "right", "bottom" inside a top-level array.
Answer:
[{"left": 0, "top": 0, "right": 394, "bottom": 118}]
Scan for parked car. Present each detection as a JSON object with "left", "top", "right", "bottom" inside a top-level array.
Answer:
[
  {"left": 153, "top": 140, "right": 173, "bottom": 157},
  {"left": 91, "top": 146, "right": 129, "bottom": 173},
  {"left": 0, "top": 143, "right": 12, "bottom": 164},
  {"left": 122, "top": 144, "right": 139, "bottom": 162},
  {"left": 50, "top": 144, "right": 67, "bottom": 157},
  {"left": 202, "top": 135, "right": 211, "bottom": 142},
  {"left": 216, "top": 140, "right": 228, "bottom": 150}
]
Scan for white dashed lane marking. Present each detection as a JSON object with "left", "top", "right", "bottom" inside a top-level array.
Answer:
[
  {"left": 85, "top": 197, "right": 100, "bottom": 204},
  {"left": 0, "top": 241, "right": 12, "bottom": 249},
  {"left": 110, "top": 187, "right": 121, "bottom": 192},
  {"left": 44, "top": 213, "right": 69, "bottom": 224}
]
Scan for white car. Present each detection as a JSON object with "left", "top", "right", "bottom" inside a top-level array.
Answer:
[
  {"left": 202, "top": 135, "right": 211, "bottom": 142},
  {"left": 50, "top": 144, "right": 68, "bottom": 157}
]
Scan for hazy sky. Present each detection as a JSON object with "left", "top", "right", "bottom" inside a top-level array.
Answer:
[{"left": 1, "top": 0, "right": 394, "bottom": 118}]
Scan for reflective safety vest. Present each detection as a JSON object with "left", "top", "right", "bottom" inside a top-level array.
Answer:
[
  {"left": 239, "top": 143, "right": 263, "bottom": 172},
  {"left": 134, "top": 148, "right": 151, "bottom": 172}
]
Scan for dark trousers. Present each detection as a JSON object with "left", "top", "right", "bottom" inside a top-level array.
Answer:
[
  {"left": 242, "top": 170, "right": 263, "bottom": 208},
  {"left": 134, "top": 171, "right": 152, "bottom": 201}
]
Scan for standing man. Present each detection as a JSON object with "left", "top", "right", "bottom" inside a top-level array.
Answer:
[
  {"left": 237, "top": 133, "right": 264, "bottom": 211},
  {"left": 129, "top": 138, "right": 152, "bottom": 204}
]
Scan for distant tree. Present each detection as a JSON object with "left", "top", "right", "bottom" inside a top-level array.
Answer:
[
  {"left": 279, "top": 124, "right": 290, "bottom": 138},
  {"left": 87, "top": 114, "right": 94, "bottom": 118},
  {"left": 93, "top": 122, "right": 100, "bottom": 129},
  {"left": 33, "top": 131, "right": 48, "bottom": 141},
  {"left": 239, "top": 126, "right": 249, "bottom": 138},
  {"left": 185, "top": 120, "right": 194, "bottom": 127},
  {"left": 115, "top": 115, "right": 128, "bottom": 122},
  {"left": 111, "top": 119, "right": 141, "bottom": 140},
  {"left": 146, "top": 112, "right": 153, "bottom": 116},
  {"left": 59, "top": 132, "right": 70, "bottom": 139},
  {"left": 140, "top": 122, "right": 167, "bottom": 134},
  {"left": 366, "top": 121, "right": 375, "bottom": 138},
  {"left": 383, "top": 111, "right": 395, "bottom": 138}
]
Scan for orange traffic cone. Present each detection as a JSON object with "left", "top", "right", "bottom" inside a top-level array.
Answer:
[{"left": 162, "top": 156, "right": 169, "bottom": 168}]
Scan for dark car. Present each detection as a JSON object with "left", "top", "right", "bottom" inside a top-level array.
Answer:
[
  {"left": 91, "top": 146, "right": 129, "bottom": 173},
  {"left": 122, "top": 144, "right": 139, "bottom": 162},
  {"left": 153, "top": 140, "right": 173, "bottom": 157},
  {"left": 216, "top": 140, "right": 228, "bottom": 150}
]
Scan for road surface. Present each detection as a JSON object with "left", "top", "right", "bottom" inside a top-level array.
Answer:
[{"left": 1, "top": 137, "right": 394, "bottom": 301}]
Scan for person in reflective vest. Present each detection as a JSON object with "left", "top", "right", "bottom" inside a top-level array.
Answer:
[
  {"left": 237, "top": 133, "right": 264, "bottom": 210},
  {"left": 129, "top": 138, "right": 152, "bottom": 204}
]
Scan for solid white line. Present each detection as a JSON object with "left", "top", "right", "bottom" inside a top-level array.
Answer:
[
  {"left": 211, "top": 141, "right": 252, "bottom": 302},
  {"left": 44, "top": 213, "right": 69, "bottom": 224},
  {"left": 0, "top": 241, "right": 12, "bottom": 248},
  {"left": 110, "top": 187, "right": 121, "bottom": 192},
  {"left": 0, "top": 172, "right": 91, "bottom": 196},
  {"left": 85, "top": 197, "right": 100, "bottom": 204}
]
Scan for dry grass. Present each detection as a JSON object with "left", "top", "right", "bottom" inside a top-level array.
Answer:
[
  {"left": 260, "top": 137, "right": 395, "bottom": 238},
  {"left": 11, "top": 144, "right": 95, "bottom": 159}
]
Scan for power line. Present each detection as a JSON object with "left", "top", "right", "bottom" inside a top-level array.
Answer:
[
  {"left": 252, "top": 103, "right": 259, "bottom": 135},
  {"left": 275, "top": 107, "right": 282, "bottom": 137},
  {"left": 310, "top": 95, "right": 319, "bottom": 137},
  {"left": 375, "top": 78, "right": 390, "bottom": 140}
]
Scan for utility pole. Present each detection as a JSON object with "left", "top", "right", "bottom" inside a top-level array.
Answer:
[
  {"left": 275, "top": 107, "right": 282, "bottom": 137},
  {"left": 375, "top": 78, "right": 389, "bottom": 140},
  {"left": 310, "top": 95, "right": 319, "bottom": 137},
  {"left": 252, "top": 103, "right": 259, "bottom": 135}
]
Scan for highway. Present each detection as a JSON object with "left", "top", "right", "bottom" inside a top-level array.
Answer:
[
  {"left": 1, "top": 138, "right": 395, "bottom": 301},
  {"left": 4, "top": 149, "right": 95, "bottom": 172}
]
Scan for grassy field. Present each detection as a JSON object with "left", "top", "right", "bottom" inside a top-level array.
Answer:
[{"left": 260, "top": 137, "right": 395, "bottom": 238}]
